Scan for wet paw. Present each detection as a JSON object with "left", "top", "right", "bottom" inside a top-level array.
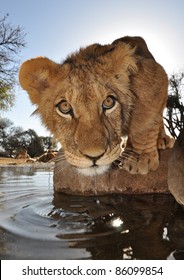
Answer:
[
  {"left": 118, "top": 149, "right": 159, "bottom": 175},
  {"left": 157, "top": 134, "right": 175, "bottom": 150}
]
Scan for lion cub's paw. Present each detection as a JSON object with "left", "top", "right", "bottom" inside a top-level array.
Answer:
[
  {"left": 118, "top": 150, "right": 159, "bottom": 175},
  {"left": 157, "top": 134, "right": 175, "bottom": 150}
]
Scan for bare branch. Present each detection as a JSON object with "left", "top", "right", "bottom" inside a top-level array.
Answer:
[
  {"left": 166, "top": 71, "right": 184, "bottom": 138},
  {"left": 0, "top": 14, "right": 26, "bottom": 111}
]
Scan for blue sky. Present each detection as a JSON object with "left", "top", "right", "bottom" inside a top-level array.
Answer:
[{"left": 1, "top": 0, "right": 184, "bottom": 136}]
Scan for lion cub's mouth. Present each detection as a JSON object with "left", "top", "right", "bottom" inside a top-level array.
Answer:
[
  {"left": 64, "top": 145, "right": 121, "bottom": 176},
  {"left": 77, "top": 165, "right": 110, "bottom": 176}
]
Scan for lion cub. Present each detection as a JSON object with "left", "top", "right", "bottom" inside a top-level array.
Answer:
[{"left": 19, "top": 36, "right": 174, "bottom": 176}]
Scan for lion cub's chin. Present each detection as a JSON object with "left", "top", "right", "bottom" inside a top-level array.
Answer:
[{"left": 77, "top": 165, "right": 110, "bottom": 176}]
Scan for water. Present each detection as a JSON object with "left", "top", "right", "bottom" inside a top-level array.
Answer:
[{"left": 0, "top": 166, "right": 184, "bottom": 260}]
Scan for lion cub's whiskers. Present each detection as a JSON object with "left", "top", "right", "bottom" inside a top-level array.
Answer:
[
  {"left": 52, "top": 151, "right": 67, "bottom": 174},
  {"left": 113, "top": 149, "right": 140, "bottom": 168},
  {"left": 54, "top": 159, "right": 68, "bottom": 174}
]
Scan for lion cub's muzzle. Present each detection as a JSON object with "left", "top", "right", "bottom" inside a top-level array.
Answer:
[{"left": 65, "top": 144, "right": 121, "bottom": 176}]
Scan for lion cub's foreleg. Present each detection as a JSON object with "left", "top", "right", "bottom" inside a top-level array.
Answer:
[
  {"left": 118, "top": 59, "right": 175, "bottom": 175},
  {"left": 119, "top": 119, "right": 174, "bottom": 175},
  {"left": 119, "top": 126, "right": 160, "bottom": 175}
]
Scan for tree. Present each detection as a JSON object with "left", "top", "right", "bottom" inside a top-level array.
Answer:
[
  {"left": 0, "top": 118, "right": 45, "bottom": 157},
  {"left": 24, "top": 129, "right": 44, "bottom": 157},
  {"left": 0, "top": 117, "right": 13, "bottom": 146},
  {"left": 164, "top": 72, "right": 184, "bottom": 138},
  {"left": 3, "top": 126, "right": 24, "bottom": 157},
  {"left": 0, "top": 117, "right": 23, "bottom": 156},
  {"left": 0, "top": 14, "right": 26, "bottom": 110},
  {"left": 39, "top": 136, "right": 58, "bottom": 151}
]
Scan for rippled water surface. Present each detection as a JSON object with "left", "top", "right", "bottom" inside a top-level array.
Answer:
[{"left": 0, "top": 166, "right": 184, "bottom": 260}]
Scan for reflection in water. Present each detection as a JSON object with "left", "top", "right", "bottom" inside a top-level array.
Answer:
[{"left": 0, "top": 166, "right": 184, "bottom": 260}]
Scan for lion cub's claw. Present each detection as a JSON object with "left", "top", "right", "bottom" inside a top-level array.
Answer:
[{"left": 119, "top": 150, "right": 159, "bottom": 175}]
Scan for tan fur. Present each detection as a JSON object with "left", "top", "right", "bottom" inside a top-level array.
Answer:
[{"left": 19, "top": 36, "right": 174, "bottom": 175}]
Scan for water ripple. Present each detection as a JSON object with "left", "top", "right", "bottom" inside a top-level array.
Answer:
[{"left": 0, "top": 166, "right": 184, "bottom": 260}]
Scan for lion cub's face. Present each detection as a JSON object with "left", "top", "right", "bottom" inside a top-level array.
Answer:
[
  {"left": 53, "top": 69, "right": 123, "bottom": 176},
  {"left": 19, "top": 44, "right": 136, "bottom": 175}
]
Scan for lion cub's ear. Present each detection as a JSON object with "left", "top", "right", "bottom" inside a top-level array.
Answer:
[{"left": 19, "top": 57, "right": 68, "bottom": 104}]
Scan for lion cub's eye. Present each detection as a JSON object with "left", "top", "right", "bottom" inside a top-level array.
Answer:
[
  {"left": 56, "top": 100, "right": 73, "bottom": 116},
  {"left": 102, "top": 95, "right": 116, "bottom": 111}
]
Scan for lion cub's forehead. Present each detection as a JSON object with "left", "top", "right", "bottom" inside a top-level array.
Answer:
[{"left": 59, "top": 67, "right": 108, "bottom": 105}]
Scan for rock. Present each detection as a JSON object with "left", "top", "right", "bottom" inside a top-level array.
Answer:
[
  {"left": 54, "top": 149, "right": 171, "bottom": 195},
  {"left": 168, "top": 129, "right": 184, "bottom": 206}
]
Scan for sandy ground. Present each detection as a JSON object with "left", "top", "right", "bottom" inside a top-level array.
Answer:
[
  {"left": 0, "top": 157, "right": 28, "bottom": 165},
  {"left": 0, "top": 158, "right": 55, "bottom": 171}
]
